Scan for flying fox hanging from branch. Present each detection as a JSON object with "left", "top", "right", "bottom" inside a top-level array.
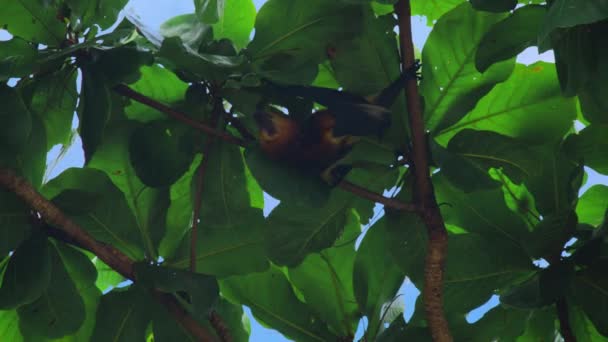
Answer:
[{"left": 252, "top": 60, "right": 421, "bottom": 184}]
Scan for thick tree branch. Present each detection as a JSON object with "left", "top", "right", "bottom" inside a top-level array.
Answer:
[
  {"left": 0, "top": 168, "right": 217, "bottom": 342},
  {"left": 394, "top": 1, "right": 452, "bottom": 341}
]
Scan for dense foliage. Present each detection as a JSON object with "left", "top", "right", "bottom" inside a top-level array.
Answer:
[{"left": 0, "top": 0, "right": 607, "bottom": 341}]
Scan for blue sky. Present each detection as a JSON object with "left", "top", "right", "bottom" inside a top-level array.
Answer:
[{"left": 3, "top": 0, "right": 607, "bottom": 340}]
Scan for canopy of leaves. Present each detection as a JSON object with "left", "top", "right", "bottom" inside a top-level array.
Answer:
[{"left": 0, "top": 0, "right": 607, "bottom": 341}]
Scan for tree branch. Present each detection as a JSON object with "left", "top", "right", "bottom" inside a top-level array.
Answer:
[
  {"left": 113, "top": 84, "right": 246, "bottom": 147},
  {"left": 339, "top": 180, "right": 420, "bottom": 212},
  {"left": 556, "top": 297, "right": 577, "bottom": 342},
  {"left": 394, "top": 1, "right": 452, "bottom": 341},
  {"left": 0, "top": 168, "right": 217, "bottom": 342}
]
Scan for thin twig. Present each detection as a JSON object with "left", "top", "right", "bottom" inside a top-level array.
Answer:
[
  {"left": 556, "top": 297, "right": 577, "bottom": 342},
  {"left": 394, "top": 1, "right": 452, "bottom": 341},
  {"left": 0, "top": 168, "right": 217, "bottom": 342},
  {"left": 113, "top": 84, "right": 246, "bottom": 147}
]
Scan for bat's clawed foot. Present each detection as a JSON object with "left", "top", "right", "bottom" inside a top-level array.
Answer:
[{"left": 406, "top": 59, "right": 423, "bottom": 81}]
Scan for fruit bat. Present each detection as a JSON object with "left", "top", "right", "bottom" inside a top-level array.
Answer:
[{"left": 253, "top": 61, "right": 421, "bottom": 184}]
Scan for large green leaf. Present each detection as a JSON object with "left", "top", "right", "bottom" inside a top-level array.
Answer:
[
  {"left": 134, "top": 263, "right": 219, "bottom": 314},
  {"left": 443, "top": 234, "right": 533, "bottom": 314},
  {"left": 65, "top": 0, "right": 128, "bottom": 30},
  {"left": 194, "top": 0, "right": 224, "bottom": 24},
  {"left": 43, "top": 168, "right": 145, "bottom": 259},
  {"left": 421, "top": 2, "right": 515, "bottom": 134},
  {"left": 436, "top": 62, "right": 576, "bottom": 145},
  {"left": 288, "top": 220, "right": 360, "bottom": 336},
  {"left": 21, "top": 68, "right": 78, "bottom": 148},
  {"left": 525, "top": 144, "right": 583, "bottom": 216},
  {"left": 576, "top": 185, "right": 608, "bottom": 227},
  {"left": 353, "top": 219, "right": 405, "bottom": 340},
  {"left": 78, "top": 68, "right": 111, "bottom": 162},
  {"left": 0, "top": 1, "right": 65, "bottom": 45},
  {"left": 0, "top": 38, "right": 39, "bottom": 81},
  {"left": 160, "top": 14, "right": 214, "bottom": 49},
  {"left": 539, "top": 0, "right": 608, "bottom": 46},
  {"left": 564, "top": 124, "right": 608, "bottom": 175},
  {"left": 17, "top": 244, "right": 86, "bottom": 338},
  {"left": 0, "top": 84, "right": 32, "bottom": 152},
  {"left": 436, "top": 129, "right": 540, "bottom": 192},
  {"left": 475, "top": 5, "right": 546, "bottom": 72},
  {"left": 220, "top": 267, "right": 335, "bottom": 342},
  {"left": 569, "top": 302, "right": 607, "bottom": 342},
  {"left": 0, "top": 234, "right": 51, "bottom": 309},
  {"left": 89, "top": 121, "right": 169, "bottom": 257},
  {"left": 411, "top": 0, "right": 462, "bottom": 26},
  {"left": 433, "top": 174, "right": 530, "bottom": 243},
  {"left": 129, "top": 120, "right": 195, "bottom": 188},
  {"left": 469, "top": 0, "right": 517, "bottom": 12},
  {"left": 248, "top": 0, "right": 363, "bottom": 83},
  {"left": 330, "top": 10, "right": 407, "bottom": 147},
  {"left": 212, "top": 0, "right": 256, "bottom": 49},
  {"left": 124, "top": 65, "right": 189, "bottom": 123},
  {"left": 452, "top": 306, "right": 529, "bottom": 341},
  {"left": 572, "top": 266, "right": 608, "bottom": 336},
  {"left": 90, "top": 287, "right": 151, "bottom": 342},
  {"left": 0, "top": 191, "right": 32, "bottom": 257},
  {"left": 170, "top": 222, "right": 269, "bottom": 277}
]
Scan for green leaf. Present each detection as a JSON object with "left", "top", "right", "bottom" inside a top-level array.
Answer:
[
  {"left": 160, "top": 14, "right": 214, "bottom": 49},
  {"left": 244, "top": 147, "right": 331, "bottom": 207},
  {"left": 436, "top": 63, "right": 577, "bottom": 145},
  {"left": 78, "top": 68, "right": 111, "bottom": 162},
  {"left": 134, "top": 263, "right": 219, "bottom": 314},
  {"left": 526, "top": 144, "right": 583, "bottom": 216},
  {"left": 17, "top": 244, "right": 86, "bottom": 338},
  {"left": 0, "top": 38, "right": 39, "bottom": 80},
  {"left": 569, "top": 302, "right": 607, "bottom": 342},
  {"left": 386, "top": 209, "right": 428, "bottom": 284},
  {"left": 158, "top": 36, "right": 244, "bottom": 82},
  {"left": 577, "top": 185, "right": 608, "bottom": 227},
  {"left": 476, "top": 5, "right": 546, "bottom": 72},
  {"left": 91, "top": 287, "right": 151, "bottom": 342},
  {"left": 539, "top": 0, "right": 608, "bottom": 46},
  {"left": 65, "top": 0, "right": 128, "bottom": 30},
  {"left": 353, "top": 218, "right": 405, "bottom": 339},
  {"left": 469, "top": 0, "right": 517, "bottom": 12},
  {"left": 437, "top": 129, "right": 539, "bottom": 192},
  {"left": 572, "top": 266, "right": 608, "bottom": 336},
  {"left": 21, "top": 67, "right": 78, "bottom": 147},
  {"left": 421, "top": 3, "right": 515, "bottom": 134},
  {"left": 248, "top": 0, "right": 363, "bottom": 83},
  {"left": 452, "top": 306, "right": 529, "bottom": 341},
  {"left": 564, "top": 124, "right": 608, "bottom": 175},
  {"left": 170, "top": 222, "right": 269, "bottom": 277},
  {"left": 377, "top": 318, "right": 432, "bottom": 341},
  {"left": 0, "top": 310, "right": 21, "bottom": 342},
  {"left": 92, "top": 258, "right": 124, "bottom": 292},
  {"left": 330, "top": 10, "right": 406, "bottom": 146},
  {"left": 194, "top": 0, "right": 224, "bottom": 24},
  {"left": 443, "top": 234, "right": 533, "bottom": 313},
  {"left": 0, "top": 233, "right": 51, "bottom": 309},
  {"left": 0, "top": 1, "right": 65, "bottom": 45},
  {"left": 522, "top": 212, "right": 576, "bottom": 259},
  {"left": 515, "top": 307, "right": 557, "bottom": 341},
  {"left": 0, "top": 191, "right": 32, "bottom": 257},
  {"left": 433, "top": 174, "right": 530, "bottom": 242},
  {"left": 264, "top": 203, "right": 351, "bottom": 267},
  {"left": 87, "top": 46, "right": 154, "bottom": 86},
  {"left": 288, "top": 220, "right": 360, "bottom": 336},
  {"left": 129, "top": 120, "right": 195, "bottom": 187},
  {"left": 196, "top": 142, "right": 259, "bottom": 228},
  {"left": 89, "top": 121, "right": 169, "bottom": 257},
  {"left": 212, "top": 0, "right": 255, "bottom": 49},
  {"left": 220, "top": 267, "right": 335, "bottom": 342},
  {"left": 411, "top": 0, "right": 462, "bottom": 26},
  {"left": 124, "top": 65, "right": 189, "bottom": 123},
  {"left": 43, "top": 168, "right": 145, "bottom": 259},
  {"left": 0, "top": 84, "right": 32, "bottom": 152}
]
